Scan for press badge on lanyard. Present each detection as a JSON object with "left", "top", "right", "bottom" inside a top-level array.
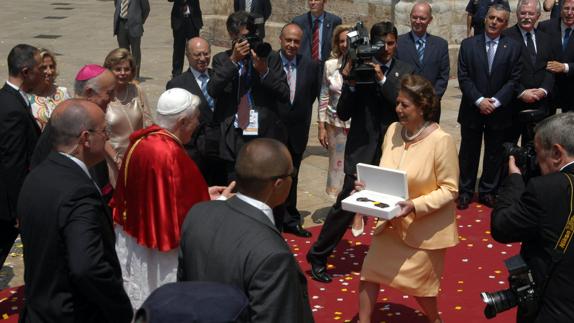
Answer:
[{"left": 243, "top": 95, "right": 259, "bottom": 136}]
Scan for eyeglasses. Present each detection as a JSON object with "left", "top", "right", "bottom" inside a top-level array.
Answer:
[
  {"left": 269, "top": 169, "right": 297, "bottom": 180},
  {"left": 88, "top": 127, "right": 110, "bottom": 138}
]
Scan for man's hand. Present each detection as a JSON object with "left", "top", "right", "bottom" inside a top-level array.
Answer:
[
  {"left": 251, "top": 50, "right": 268, "bottom": 75},
  {"left": 368, "top": 62, "right": 385, "bottom": 82},
  {"left": 478, "top": 98, "right": 496, "bottom": 115},
  {"left": 318, "top": 123, "right": 328, "bottom": 149},
  {"left": 547, "top": 61, "right": 566, "bottom": 73},
  {"left": 520, "top": 89, "right": 544, "bottom": 103},
  {"left": 208, "top": 181, "right": 236, "bottom": 200},
  {"left": 340, "top": 58, "right": 357, "bottom": 87},
  {"left": 230, "top": 39, "right": 250, "bottom": 63},
  {"left": 508, "top": 156, "right": 522, "bottom": 175}
]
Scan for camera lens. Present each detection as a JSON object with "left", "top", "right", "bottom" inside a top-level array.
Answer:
[{"left": 481, "top": 290, "right": 517, "bottom": 319}]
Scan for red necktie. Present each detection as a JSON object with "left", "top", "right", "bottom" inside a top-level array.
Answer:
[{"left": 312, "top": 18, "right": 320, "bottom": 61}]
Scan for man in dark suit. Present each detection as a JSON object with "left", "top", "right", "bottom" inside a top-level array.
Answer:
[
  {"left": 491, "top": 112, "right": 574, "bottom": 323},
  {"left": 466, "top": 0, "right": 511, "bottom": 37},
  {"left": 178, "top": 138, "right": 314, "bottom": 323},
  {"left": 292, "top": 0, "right": 342, "bottom": 66},
  {"left": 539, "top": 0, "right": 574, "bottom": 112},
  {"left": 18, "top": 99, "right": 133, "bottom": 323},
  {"left": 268, "top": 23, "right": 320, "bottom": 237},
  {"left": 234, "top": 0, "right": 272, "bottom": 39},
  {"left": 396, "top": 1, "right": 450, "bottom": 122},
  {"left": 457, "top": 4, "right": 522, "bottom": 210},
  {"left": 0, "top": 44, "right": 42, "bottom": 270},
  {"left": 503, "top": 0, "right": 555, "bottom": 145},
  {"left": 208, "top": 11, "right": 290, "bottom": 179},
  {"left": 306, "top": 22, "right": 415, "bottom": 283},
  {"left": 166, "top": 37, "right": 227, "bottom": 186},
  {"left": 168, "top": 0, "right": 203, "bottom": 78},
  {"left": 113, "top": 0, "right": 150, "bottom": 79}
]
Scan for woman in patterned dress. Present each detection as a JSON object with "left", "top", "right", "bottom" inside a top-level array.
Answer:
[{"left": 28, "top": 49, "right": 70, "bottom": 130}]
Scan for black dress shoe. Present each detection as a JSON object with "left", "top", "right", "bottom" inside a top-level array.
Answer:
[
  {"left": 457, "top": 195, "right": 471, "bottom": 210},
  {"left": 308, "top": 262, "right": 332, "bottom": 283},
  {"left": 283, "top": 224, "right": 312, "bottom": 238},
  {"left": 479, "top": 194, "right": 496, "bottom": 208}
]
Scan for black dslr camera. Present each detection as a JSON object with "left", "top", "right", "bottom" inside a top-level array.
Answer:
[
  {"left": 343, "top": 21, "right": 386, "bottom": 85},
  {"left": 480, "top": 255, "right": 539, "bottom": 319},
  {"left": 502, "top": 109, "right": 547, "bottom": 181},
  {"left": 233, "top": 14, "right": 272, "bottom": 58}
]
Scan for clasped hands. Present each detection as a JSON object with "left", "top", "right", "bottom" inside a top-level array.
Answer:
[{"left": 353, "top": 179, "right": 414, "bottom": 218}]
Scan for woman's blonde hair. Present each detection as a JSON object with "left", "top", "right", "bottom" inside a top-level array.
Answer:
[
  {"left": 330, "top": 24, "right": 353, "bottom": 59},
  {"left": 103, "top": 48, "right": 136, "bottom": 80}
]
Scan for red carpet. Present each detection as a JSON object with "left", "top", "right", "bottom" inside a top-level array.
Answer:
[
  {"left": 287, "top": 202, "right": 519, "bottom": 322},
  {"left": 1, "top": 202, "right": 518, "bottom": 322}
]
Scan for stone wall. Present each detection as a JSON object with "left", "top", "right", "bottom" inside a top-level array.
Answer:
[{"left": 200, "top": 0, "right": 549, "bottom": 77}]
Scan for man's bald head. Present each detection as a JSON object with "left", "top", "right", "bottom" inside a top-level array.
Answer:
[
  {"left": 51, "top": 99, "right": 103, "bottom": 149},
  {"left": 186, "top": 37, "right": 211, "bottom": 73},
  {"left": 235, "top": 138, "right": 294, "bottom": 206},
  {"left": 410, "top": 1, "right": 433, "bottom": 37}
]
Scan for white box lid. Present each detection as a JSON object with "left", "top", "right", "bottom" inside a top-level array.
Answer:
[{"left": 356, "top": 163, "right": 409, "bottom": 200}]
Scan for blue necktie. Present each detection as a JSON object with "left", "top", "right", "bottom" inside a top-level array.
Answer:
[
  {"left": 487, "top": 40, "right": 496, "bottom": 74},
  {"left": 416, "top": 38, "right": 425, "bottom": 63},
  {"left": 563, "top": 28, "right": 572, "bottom": 51},
  {"left": 199, "top": 73, "right": 214, "bottom": 110}
]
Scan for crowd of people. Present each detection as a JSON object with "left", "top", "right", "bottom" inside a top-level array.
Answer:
[{"left": 1, "top": 0, "right": 574, "bottom": 322}]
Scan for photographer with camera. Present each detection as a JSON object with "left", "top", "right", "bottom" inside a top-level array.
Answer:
[
  {"left": 489, "top": 112, "right": 574, "bottom": 322},
  {"left": 306, "top": 21, "right": 414, "bottom": 283},
  {"left": 208, "top": 11, "right": 290, "bottom": 181}
]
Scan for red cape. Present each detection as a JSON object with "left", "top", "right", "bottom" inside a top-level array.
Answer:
[{"left": 111, "top": 125, "right": 209, "bottom": 251}]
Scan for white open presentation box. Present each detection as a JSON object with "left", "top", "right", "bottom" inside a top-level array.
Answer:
[{"left": 341, "top": 163, "right": 409, "bottom": 220}]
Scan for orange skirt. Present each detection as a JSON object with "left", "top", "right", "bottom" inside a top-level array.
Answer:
[{"left": 360, "top": 225, "right": 446, "bottom": 297}]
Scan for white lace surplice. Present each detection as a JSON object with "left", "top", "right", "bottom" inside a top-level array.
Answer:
[{"left": 114, "top": 225, "right": 178, "bottom": 309}]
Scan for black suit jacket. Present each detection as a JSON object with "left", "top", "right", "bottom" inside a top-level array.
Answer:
[
  {"left": 208, "top": 50, "right": 290, "bottom": 161},
  {"left": 169, "top": 0, "right": 203, "bottom": 32},
  {"left": 502, "top": 25, "right": 555, "bottom": 113},
  {"left": 292, "top": 11, "right": 342, "bottom": 62},
  {"left": 396, "top": 32, "right": 450, "bottom": 98},
  {"left": 166, "top": 68, "right": 220, "bottom": 158},
  {"left": 233, "top": 0, "right": 271, "bottom": 21},
  {"left": 337, "top": 59, "right": 415, "bottom": 175},
  {"left": 0, "top": 83, "right": 40, "bottom": 223},
  {"left": 178, "top": 196, "right": 314, "bottom": 323},
  {"left": 491, "top": 164, "right": 574, "bottom": 322},
  {"left": 457, "top": 33, "right": 522, "bottom": 129},
  {"left": 538, "top": 18, "right": 574, "bottom": 111},
  {"left": 17, "top": 152, "right": 132, "bottom": 323},
  {"left": 268, "top": 51, "right": 320, "bottom": 154}
]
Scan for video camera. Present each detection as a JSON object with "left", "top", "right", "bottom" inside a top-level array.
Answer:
[
  {"left": 343, "top": 21, "right": 386, "bottom": 85},
  {"left": 480, "top": 255, "right": 539, "bottom": 319}
]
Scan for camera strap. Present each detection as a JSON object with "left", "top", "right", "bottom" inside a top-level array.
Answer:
[
  {"left": 534, "top": 172, "right": 574, "bottom": 313},
  {"left": 554, "top": 172, "right": 574, "bottom": 255}
]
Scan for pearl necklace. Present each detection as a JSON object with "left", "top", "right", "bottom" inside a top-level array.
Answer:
[{"left": 402, "top": 121, "right": 429, "bottom": 141}]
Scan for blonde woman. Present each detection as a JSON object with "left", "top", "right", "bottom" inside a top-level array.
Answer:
[
  {"left": 103, "top": 48, "right": 153, "bottom": 186},
  {"left": 28, "top": 49, "right": 70, "bottom": 130}
]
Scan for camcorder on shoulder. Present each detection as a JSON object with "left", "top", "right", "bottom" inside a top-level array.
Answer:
[
  {"left": 342, "top": 21, "right": 386, "bottom": 85},
  {"left": 480, "top": 255, "right": 539, "bottom": 319}
]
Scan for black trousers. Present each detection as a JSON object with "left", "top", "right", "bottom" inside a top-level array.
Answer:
[
  {"left": 458, "top": 125, "right": 506, "bottom": 198},
  {"left": 117, "top": 19, "right": 142, "bottom": 79},
  {"left": 0, "top": 220, "right": 19, "bottom": 269},
  {"left": 171, "top": 19, "right": 199, "bottom": 77},
  {"left": 273, "top": 151, "right": 303, "bottom": 231},
  {"left": 307, "top": 173, "right": 356, "bottom": 266}
]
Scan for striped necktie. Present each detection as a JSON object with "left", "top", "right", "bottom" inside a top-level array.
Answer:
[
  {"left": 199, "top": 73, "right": 214, "bottom": 110},
  {"left": 245, "top": 0, "right": 252, "bottom": 12},
  {"left": 416, "top": 38, "right": 425, "bottom": 64},
  {"left": 285, "top": 62, "right": 295, "bottom": 104},
  {"left": 312, "top": 18, "right": 320, "bottom": 61},
  {"left": 120, "top": 0, "right": 129, "bottom": 18}
]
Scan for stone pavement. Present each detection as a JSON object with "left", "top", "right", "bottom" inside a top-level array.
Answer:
[{"left": 0, "top": 0, "right": 465, "bottom": 289}]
